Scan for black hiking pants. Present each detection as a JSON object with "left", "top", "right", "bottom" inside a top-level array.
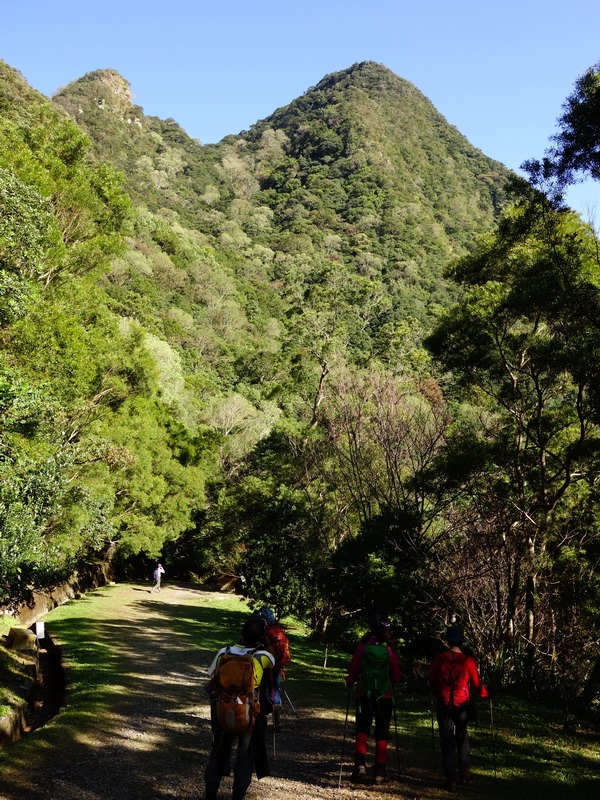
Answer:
[
  {"left": 436, "top": 700, "right": 470, "bottom": 780},
  {"left": 205, "top": 706, "right": 270, "bottom": 796},
  {"left": 355, "top": 695, "right": 393, "bottom": 740},
  {"left": 205, "top": 730, "right": 253, "bottom": 794}
]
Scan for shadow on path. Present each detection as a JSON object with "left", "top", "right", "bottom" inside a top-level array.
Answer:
[{"left": 0, "top": 584, "right": 395, "bottom": 800}]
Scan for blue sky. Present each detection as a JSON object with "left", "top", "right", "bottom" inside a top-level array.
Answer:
[{"left": 2, "top": 1, "right": 599, "bottom": 220}]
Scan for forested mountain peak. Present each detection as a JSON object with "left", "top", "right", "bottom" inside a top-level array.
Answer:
[
  {"left": 54, "top": 68, "right": 140, "bottom": 124},
  {"left": 245, "top": 59, "right": 504, "bottom": 193},
  {"left": 309, "top": 59, "right": 428, "bottom": 97},
  {"left": 229, "top": 61, "right": 510, "bottom": 327}
]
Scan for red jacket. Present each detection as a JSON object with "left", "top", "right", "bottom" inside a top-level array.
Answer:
[
  {"left": 428, "top": 649, "right": 488, "bottom": 708},
  {"left": 345, "top": 637, "right": 402, "bottom": 698},
  {"left": 264, "top": 624, "right": 291, "bottom": 670}
]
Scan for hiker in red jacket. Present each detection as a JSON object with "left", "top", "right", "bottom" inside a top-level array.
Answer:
[
  {"left": 428, "top": 625, "right": 488, "bottom": 792},
  {"left": 258, "top": 607, "right": 291, "bottom": 730},
  {"left": 345, "top": 614, "right": 402, "bottom": 785}
]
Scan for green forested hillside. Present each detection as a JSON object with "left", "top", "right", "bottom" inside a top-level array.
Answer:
[
  {"left": 1, "top": 57, "right": 598, "bottom": 709},
  {"left": 54, "top": 62, "right": 507, "bottom": 351}
]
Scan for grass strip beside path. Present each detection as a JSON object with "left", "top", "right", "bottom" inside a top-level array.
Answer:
[{"left": 0, "top": 582, "right": 597, "bottom": 800}]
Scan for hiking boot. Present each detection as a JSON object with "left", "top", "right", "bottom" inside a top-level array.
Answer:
[
  {"left": 443, "top": 777, "right": 457, "bottom": 792},
  {"left": 350, "top": 765, "right": 368, "bottom": 783},
  {"left": 374, "top": 763, "right": 387, "bottom": 784},
  {"left": 205, "top": 781, "right": 219, "bottom": 800},
  {"left": 459, "top": 768, "right": 473, "bottom": 784}
]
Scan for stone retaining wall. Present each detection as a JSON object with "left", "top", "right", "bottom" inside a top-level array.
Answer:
[
  {"left": 0, "top": 631, "right": 39, "bottom": 750},
  {"left": 0, "top": 703, "right": 29, "bottom": 749},
  {"left": 0, "top": 559, "right": 114, "bottom": 750}
]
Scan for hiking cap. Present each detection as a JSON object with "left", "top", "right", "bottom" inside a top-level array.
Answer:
[
  {"left": 372, "top": 614, "right": 392, "bottom": 640},
  {"left": 259, "top": 607, "right": 276, "bottom": 626},
  {"left": 445, "top": 625, "right": 465, "bottom": 644}
]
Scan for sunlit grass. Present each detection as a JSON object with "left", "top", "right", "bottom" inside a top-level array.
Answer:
[{"left": 0, "top": 583, "right": 598, "bottom": 800}]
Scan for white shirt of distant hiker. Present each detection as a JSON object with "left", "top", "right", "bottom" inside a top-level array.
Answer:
[{"left": 152, "top": 563, "right": 165, "bottom": 592}]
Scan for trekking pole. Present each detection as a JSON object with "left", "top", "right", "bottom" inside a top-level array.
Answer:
[
  {"left": 392, "top": 693, "right": 402, "bottom": 778},
  {"left": 283, "top": 688, "right": 298, "bottom": 716},
  {"left": 429, "top": 692, "right": 436, "bottom": 770},
  {"left": 338, "top": 686, "right": 352, "bottom": 789},
  {"left": 489, "top": 698, "right": 497, "bottom": 784}
]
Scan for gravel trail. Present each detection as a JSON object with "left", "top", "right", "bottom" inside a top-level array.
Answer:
[{"left": 0, "top": 584, "right": 434, "bottom": 800}]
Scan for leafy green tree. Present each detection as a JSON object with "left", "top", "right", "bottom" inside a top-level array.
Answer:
[
  {"left": 0, "top": 104, "right": 131, "bottom": 288},
  {"left": 0, "top": 366, "right": 74, "bottom": 604},
  {"left": 547, "top": 61, "right": 600, "bottom": 187},
  {"left": 0, "top": 168, "right": 64, "bottom": 277},
  {"left": 427, "top": 182, "right": 600, "bottom": 687},
  {"left": 206, "top": 421, "right": 345, "bottom": 628},
  {"left": 0, "top": 168, "right": 61, "bottom": 323}
]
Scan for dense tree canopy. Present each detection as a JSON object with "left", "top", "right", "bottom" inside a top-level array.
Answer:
[
  {"left": 427, "top": 181, "right": 600, "bottom": 690},
  {"left": 0, "top": 57, "right": 599, "bottom": 706}
]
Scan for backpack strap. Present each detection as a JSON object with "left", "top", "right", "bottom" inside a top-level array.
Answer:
[{"left": 448, "top": 651, "right": 456, "bottom": 707}]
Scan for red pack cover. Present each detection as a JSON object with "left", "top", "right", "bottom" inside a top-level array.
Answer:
[{"left": 265, "top": 624, "right": 291, "bottom": 669}]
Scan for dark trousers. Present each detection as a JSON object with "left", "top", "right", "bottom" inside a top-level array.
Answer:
[
  {"left": 205, "top": 730, "right": 253, "bottom": 795},
  {"left": 353, "top": 696, "right": 393, "bottom": 767},
  {"left": 204, "top": 706, "right": 269, "bottom": 796},
  {"left": 436, "top": 701, "right": 470, "bottom": 780},
  {"left": 356, "top": 695, "right": 393, "bottom": 739}
]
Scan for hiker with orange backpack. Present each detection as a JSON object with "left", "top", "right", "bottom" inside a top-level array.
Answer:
[
  {"left": 428, "top": 624, "right": 488, "bottom": 792},
  {"left": 204, "top": 615, "right": 275, "bottom": 800},
  {"left": 345, "top": 614, "right": 402, "bottom": 785}
]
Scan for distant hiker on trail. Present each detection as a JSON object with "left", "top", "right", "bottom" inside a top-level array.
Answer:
[
  {"left": 204, "top": 615, "right": 275, "bottom": 800},
  {"left": 151, "top": 562, "right": 165, "bottom": 592},
  {"left": 345, "top": 614, "right": 402, "bottom": 785},
  {"left": 428, "top": 624, "right": 489, "bottom": 792},
  {"left": 258, "top": 607, "right": 291, "bottom": 730}
]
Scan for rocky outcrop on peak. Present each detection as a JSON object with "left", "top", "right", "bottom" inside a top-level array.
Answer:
[{"left": 53, "top": 68, "right": 143, "bottom": 125}]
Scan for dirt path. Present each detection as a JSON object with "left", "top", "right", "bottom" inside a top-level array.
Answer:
[{"left": 0, "top": 584, "right": 432, "bottom": 800}]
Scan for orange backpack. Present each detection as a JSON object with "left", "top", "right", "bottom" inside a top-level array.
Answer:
[{"left": 213, "top": 649, "right": 260, "bottom": 733}]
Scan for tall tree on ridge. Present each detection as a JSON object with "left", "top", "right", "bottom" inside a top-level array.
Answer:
[{"left": 427, "top": 178, "right": 600, "bottom": 684}]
